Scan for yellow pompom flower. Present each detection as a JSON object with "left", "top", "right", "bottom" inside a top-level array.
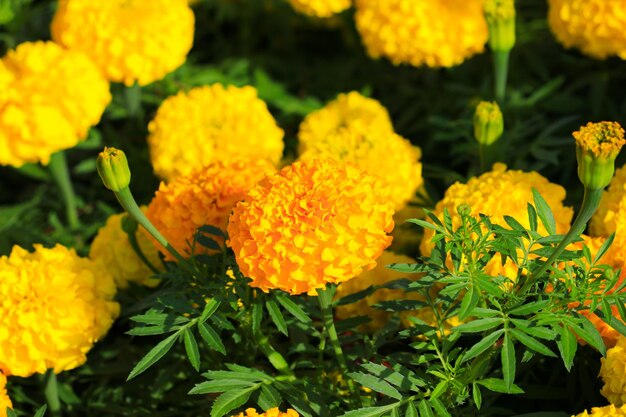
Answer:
[
  {"left": 572, "top": 405, "right": 626, "bottom": 417},
  {"left": 354, "top": 0, "right": 488, "bottom": 68},
  {"left": 600, "top": 335, "right": 626, "bottom": 406},
  {"left": 89, "top": 212, "right": 162, "bottom": 289},
  {"left": 298, "top": 92, "right": 422, "bottom": 210},
  {"left": 0, "top": 372, "right": 11, "bottom": 417},
  {"left": 147, "top": 158, "right": 276, "bottom": 261},
  {"left": 0, "top": 244, "right": 119, "bottom": 377},
  {"left": 230, "top": 408, "right": 299, "bottom": 417},
  {"left": 0, "top": 41, "right": 110, "bottom": 167},
  {"left": 288, "top": 0, "right": 351, "bottom": 17},
  {"left": 51, "top": 0, "right": 194, "bottom": 86},
  {"left": 335, "top": 251, "right": 416, "bottom": 331},
  {"left": 548, "top": 0, "right": 626, "bottom": 60},
  {"left": 148, "top": 84, "right": 284, "bottom": 181},
  {"left": 228, "top": 159, "right": 395, "bottom": 295},
  {"left": 420, "top": 163, "right": 574, "bottom": 278}
]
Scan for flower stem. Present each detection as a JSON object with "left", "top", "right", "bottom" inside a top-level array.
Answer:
[
  {"left": 256, "top": 333, "right": 294, "bottom": 378},
  {"left": 317, "top": 285, "right": 360, "bottom": 403},
  {"left": 43, "top": 369, "right": 61, "bottom": 416},
  {"left": 48, "top": 151, "right": 80, "bottom": 230},
  {"left": 493, "top": 50, "right": 509, "bottom": 102},
  {"left": 523, "top": 187, "right": 604, "bottom": 290}
]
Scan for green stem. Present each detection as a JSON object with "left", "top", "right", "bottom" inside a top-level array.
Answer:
[
  {"left": 114, "top": 187, "right": 191, "bottom": 271},
  {"left": 493, "top": 50, "right": 509, "bottom": 103},
  {"left": 523, "top": 187, "right": 604, "bottom": 290},
  {"left": 43, "top": 369, "right": 61, "bottom": 416},
  {"left": 48, "top": 151, "right": 80, "bottom": 230},
  {"left": 317, "top": 286, "right": 360, "bottom": 404},
  {"left": 256, "top": 333, "right": 294, "bottom": 378},
  {"left": 124, "top": 82, "right": 143, "bottom": 118},
  {"left": 479, "top": 144, "right": 487, "bottom": 174}
]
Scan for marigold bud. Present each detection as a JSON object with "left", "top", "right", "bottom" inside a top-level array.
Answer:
[
  {"left": 573, "top": 122, "right": 626, "bottom": 190},
  {"left": 485, "top": 0, "right": 516, "bottom": 52},
  {"left": 473, "top": 101, "right": 503, "bottom": 146},
  {"left": 97, "top": 147, "right": 131, "bottom": 192}
]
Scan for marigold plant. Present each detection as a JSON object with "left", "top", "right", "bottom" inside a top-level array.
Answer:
[
  {"left": 148, "top": 84, "right": 284, "bottom": 180},
  {"left": 51, "top": 0, "right": 195, "bottom": 86},
  {"left": 354, "top": 0, "right": 488, "bottom": 67},
  {"left": 288, "top": 0, "right": 351, "bottom": 17},
  {"left": 298, "top": 92, "right": 422, "bottom": 210},
  {"left": 147, "top": 158, "right": 276, "bottom": 260},
  {"left": 0, "top": 244, "right": 119, "bottom": 377},
  {"left": 600, "top": 335, "right": 626, "bottom": 406},
  {"left": 89, "top": 212, "right": 162, "bottom": 289},
  {"left": 227, "top": 159, "right": 394, "bottom": 295},
  {"left": 548, "top": 0, "right": 626, "bottom": 60},
  {"left": 0, "top": 41, "right": 110, "bottom": 167}
]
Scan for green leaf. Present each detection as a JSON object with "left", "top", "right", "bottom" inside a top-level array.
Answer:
[
  {"left": 405, "top": 402, "right": 418, "bottom": 417},
  {"left": 472, "top": 383, "right": 482, "bottom": 409},
  {"left": 6, "top": 408, "right": 17, "bottom": 417},
  {"left": 127, "top": 330, "right": 179, "bottom": 380},
  {"left": 275, "top": 294, "right": 311, "bottom": 323},
  {"left": 458, "top": 285, "right": 480, "bottom": 320},
  {"left": 503, "top": 215, "right": 525, "bottom": 232},
  {"left": 593, "top": 233, "right": 615, "bottom": 264},
  {"left": 418, "top": 400, "right": 435, "bottom": 417},
  {"left": 508, "top": 300, "right": 551, "bottom": 316},
  {"left": 339, "top": 404, "right": 399, "bottom": 417},
  {"left": 266, "top": 299, "right": 288, "bottom": 336},
  {"left": 430, "top": 399, "right": 452, "bottom": 417},
  {"left": 527, "top": 203, "right": 538, "bottom": 232},
  {"left": 189, "top": 379, "right": 255, "bottom": 395},
  {"left": 476, "top": 378, "right": 524, "bottom": 394},
  {"left": 183, "top": 328, "right": 201, "bottom": 371},
  {"left": 556, "top": 325, "right": 577, "bottom": 371},
  {"left": 200, "top": 299, "right": 222, "bottom": 323},
  {"left": 462, "top": 329, "right": 504, "bottom": 362},
  {"left": 386, "top": 263, "right": 426, "bottom": 274},
  {"left": 454, "top": 317, "right": 503, "bottom": 333},
  {"left": 210, "top": 386, "right": 256, "bottom": 417},
  {"left": 198, "top": 322, "right": 226, "bottom": 355},
  {"left": 574, "top": 316, "right": 606, "bottom": 355},
  {"left": 257, "top": 384, "right": 281, "bottom": 410},
  {"left": 348, "top": 372, "right": 403, "bottom": 400},
  {"left": 252, "top": 302, "right": 263, "bottom": 334},
  {"left": 510, "top": 328, "right": 556, "bottom": 357},
  {"left": 501, "top": 332, "right": 516, "bottom": 391},
  {"left": 34, "top": 405, "right": 48, "bottom": 417},
  {"left": 532, "top": 189, "right": 556, "bottom": 235}
]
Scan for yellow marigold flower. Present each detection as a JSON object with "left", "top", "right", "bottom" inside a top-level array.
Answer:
[
  {"left": 227, "top": 159, "right": 395, "bottom": 295},
  {"left": 288, "top": 0, "right": 351, "bottom": 17},
  {"left": 354, "top": 0, "right": 488, "bottom": 68},
  {"left": 148, "top": 84, "right": 284, "bottom": 181},
  {"left": 0, "top": 41, "right": 110, "bottom": 167},
  {"left": 420, "top": 163, "right": 573, "bottom": 277},
  {"left": 298, "top": 92, "right": 422, "bottom": 210},
  {"left": 0, "top": 244, "right": 119, "bottom": 377},
  {"left": 600, "top": 335, "right": 626, "bottom": 406},
  {"left": 147, "top": 158, "right": 276, "bottom": 261},
  {"left": 335, "top": 251, "right": 416, "bottom": 331},
  {"left": 51, "top": 0, "right": 194, "bottom": 86},
  {"left": 573, "top": 122, "right": 625, "bottom": 190},
  {"left": 230, "top": 408, "right": 299, "bottom": 417},
  {"left": 89, "top": 212, "right": 162, "bottom": 289},
  {"left": 548, "top": 0, "right": 626, "bottom": 60},
  {"left": 0, "top": 372, "right": 11, "bottom": 417},
  {"left": 572, "top": 404, "right": 626, "bottom": 417}
]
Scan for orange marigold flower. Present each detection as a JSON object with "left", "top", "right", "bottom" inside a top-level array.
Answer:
[
  {"left": 148, "top": 84, "right": 284, "bottom": 181},
  {"left": 0, "top": 244, "right": 119, "bottom": 377},
  {"left": 147, "top": 158, "right": 276, "bottom": 261},
  {"left": 600, "top": 335, "right": 626, "bottom": 406},
  {"left": 0, "top": 41, "right": 110, "bottom": 167},
  {"left": 354, "top": 0, "right": 488, "bottom": 68},
  {"left": 0, "top": 372, "right": 11, "bottom": 417},
  {"left": 288, "top": 0, "right": 351, "bottom": 17},
  {"left": 548, "top": 0, "right": 626, "bottom": 60},
  {"left": 230, "top": 408, "right": 299, "bottom": 417},
  {"left": 420, "top": 163, "right": 573, "bottom": 279},
  {"left": 51, "top": 0, "right": 194, "bottom": 86},
  {"left": 298, "top": 92, "right": 422, "bottom": 210},
  {"left": 227, "top": 159, "right": 395, "bottom": 295},
  {"left": 572, "top": 404, "right": 626, "bottom": 417},
  {"left": 89, "top": 212, "right": 162, "bottom": 289}
]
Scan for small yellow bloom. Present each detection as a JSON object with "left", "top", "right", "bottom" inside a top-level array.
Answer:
[
  {"left": 227, "top": 159, "right": 394, "bottom": 295},
  {"left": 230, "top": 408, "right": 299, "bottom": 417},
  {"left": 573, "top": 122, "right": 625, "bottom": 190},
  {"left": 288, "top": 0, "right": 351, "bottom": 17},
  {"left": 474, "top": 101, "right": 504, "bottom": 146},
  {"left": 571, "top": 404, "right": 626, "bottom": 417},
  {"left": 484, "top": 0, "right": 516, "bottom": 52},
  {"left": 0, "top": 372, "right": 11, "bottom": 417},
  {"left": 600, "top": 335, "right": 626, "bottom": 406},
  {"left": 52, "top": 0, "right": 195, "bottom": 86},
  {"left": 97, "top": 147, "right": 131, "bottom": 192}
]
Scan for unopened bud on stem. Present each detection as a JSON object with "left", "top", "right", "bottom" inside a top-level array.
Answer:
[{"left": 97, "top": 147, "right": 131, "bottom": 192}]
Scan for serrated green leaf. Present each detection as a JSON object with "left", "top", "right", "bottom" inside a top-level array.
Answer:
[
  {"left": 33, "top": 405, "right": 48, "bottom": 417},
  {"left": 458, "top": 285, "right": 480, "bottom": 320},
  {"left": 532, "top": 189, "right": 556, "bottom": 235},
  {"left": 502, "top": 332, "right": 516, "bottom": 390},
  {"left": 252, "top": 302, "right": 263, "bottom": 335},
  {"left": 405, "top": 402, "right": 418, "bottom": 417},
  {"left": 510, "top": 328, "right": 556, "bottom": 357},
  {"left": 527, "top": 203, "right": 538, "bottom": 232},
  {"left": 430, "top": 399, "right": 451, "bottom": 417},
  {"left": 257, "top": 384, "right": 281, "bottom": 410},
  {"left": 574, "top": 316, "right": 606, "bottom": 355},
  {"left": 275, "top": 294, "right": 311, "bottom": 323},
  {"left": 418, "top": 400, "right": 435, "bottom": 417},
  {"left": 183, "top": 328, "right": 200, "bottom": 371},
  {"left": 189, "top": 379, "right": 255, "bottom": 395},
  {"left": 198, "top": 322, "right": 226, "bottom": 355},
  {"left": 556, "top": 325, "right": 577, "bottom": 371},
  {"left": 508, "top": 300, "right": 550, "bottom": 316},
  {"left": 462, "top": 329, "right": 503, "bottom": 362},
  {"left": 472, "top": 383, "right": 482, "bottom": 409},
  {"left": 476, "top": 378, "right": 524, "bottom": 394},
  {"left": 454, "top": 317, "right": 503, "bottom": 333},
  {"left": 593, "top": 233, "right": 615, "bottom": 264},
  {"left": 200, "top": 299, "right": 222, "bottom": 323},
  {"left": 339, "top": 404, "right": 398, "bottom": 417},
  {"left": 348, "top": 372, "right": 402, "bottom": 400},
  {"left": 210, "top": 386, "right": 256, "bottom": 417},
  {"left": 266, "top": 299, "right": 288, "bottom": 336},
  {"left": 127, "top": 330, "right": 179, "bottom": 380}
]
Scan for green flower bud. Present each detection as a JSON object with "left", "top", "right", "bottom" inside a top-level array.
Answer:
[
  {"left": 97, "top": 147, "right": 131, "bottom": 192},
  {"left": 574, "top": 122, "right": 626, "bottom": 190},
  {"left": 473, "top": 101, "right": 504, "bottom": 146},
  {"left": 485, "top": 0, "right": 516, "bottom": 52}
]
